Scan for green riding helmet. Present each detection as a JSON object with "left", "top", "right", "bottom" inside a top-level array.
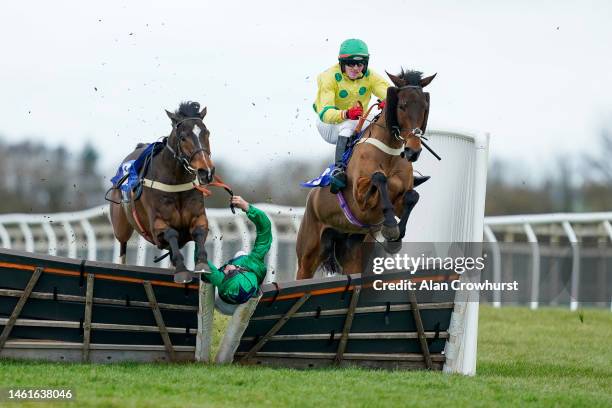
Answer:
[
  {"left": 338, "top": 38, "right": 370, "bottom": 77},
  {"left": 338, "top": 38, "right": 370, "bottom": 61}
]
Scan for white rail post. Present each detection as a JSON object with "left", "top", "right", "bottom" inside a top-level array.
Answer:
[
  {"left": 136, "top": 236, "right": 148, "bottom": 266},
  {"left": 484, "top": 225, "right": 501, "bottom": 308},
  {"left": 19, "top": 223, "right": 34, "bottom": 253},
  {"left": 523, "top": 223, "right": 540, "bottom": 310},
  {"left": 41, "top": 222, "right": 58, "bottom": 256},
  {"left": 62, "top": 221, "right": 77, "bottom": 259},
  {"left": 0, "top": 224, "right": 11, "bottom": 249},
  {"left": 80, "top": 219, "right": 97, "bottom": 261},
  {"left": 562, "top": 221, "right": 580, "bottom": 312},
  {"left": 265, "top": 212, "right": 278, "bottom": 284}
]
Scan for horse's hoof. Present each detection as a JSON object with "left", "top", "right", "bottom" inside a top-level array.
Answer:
[
  {"left": 382, "top": 226, "right": 400, "bottom": 241},
  {"left": 384, "top": 240, "right": 403, "bottom": 254},
  {"left": 194, "top": 261, "right": 211, "bottom": 274},
  {"left": 174, "top": 271, "right": 192, "bottom": 284}
]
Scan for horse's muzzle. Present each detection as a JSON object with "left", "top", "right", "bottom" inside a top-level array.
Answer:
[
  {"left": 403, "top": 147, "right": 422, "bottom": 162},
  {"left": 198, "top": 167, "right": 215, "bottom": 184}
]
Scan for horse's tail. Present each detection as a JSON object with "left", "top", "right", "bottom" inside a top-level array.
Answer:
[
  {"left": 320, "top": 228, "right": 342, "bottom": 275},
  {"left": 320, "top": 229, "right": 368, "bottom": 275}
]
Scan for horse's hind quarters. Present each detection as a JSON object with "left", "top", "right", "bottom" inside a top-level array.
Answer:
[{"left": 174, "top": 270, "right": 193, "bottom": 284}]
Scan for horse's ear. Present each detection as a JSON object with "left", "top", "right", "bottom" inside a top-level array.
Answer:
[
  {"left": 386, "top": 71, "right": 406, "bottom": 87},
  {"left": 199, "top": 106, "right": 207, "bottom": 119},
  {"left": 420, "top": 73, "right": 437, "bottom": 88},
  {"left": 166, "top": 109, "right": 178, "bottom": 124}
]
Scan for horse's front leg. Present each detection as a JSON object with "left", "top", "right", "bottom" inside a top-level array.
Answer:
[
  {"left": 191, "top": 214, "right": 211, "bottom": 273},
  {"left": 155, "top": 220, "right": 191, "bottom": 284},
  {"left": 370, "top": 172, "right": 399, "bottom": 241}
]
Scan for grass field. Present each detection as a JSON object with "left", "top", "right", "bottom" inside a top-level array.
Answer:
[{"left": 0, "top": 306, "right": 610, "bottom": 407}]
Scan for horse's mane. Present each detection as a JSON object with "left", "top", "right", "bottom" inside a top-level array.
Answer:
[
  {"left": 397, "top": 69, "right": 423, "bottom": 86},
  {"left": 176, "top": 101, "right": 201, "bottom": 118}
]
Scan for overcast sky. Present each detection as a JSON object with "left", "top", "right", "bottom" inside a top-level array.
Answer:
[{"left": 1, "top": 0, "right": 611, "bottom": 178}]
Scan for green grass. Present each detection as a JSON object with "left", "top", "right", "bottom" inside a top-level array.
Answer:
[{"left": 0, "top": 307, "right": 610, "bottom": 408}]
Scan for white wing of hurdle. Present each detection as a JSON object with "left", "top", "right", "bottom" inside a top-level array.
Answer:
[{"left": 0, "top": 129, "right": 490, "bottom": 375}]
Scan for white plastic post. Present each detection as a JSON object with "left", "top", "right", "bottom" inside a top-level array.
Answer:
[
  {"left": 483, "top": 225, "right": 501, "bottom": 308},
  {"left": 562, "top": 221, "right": 580, "bottom": 311},
  {"left": 80, "top": 219, "right": 97, "bottom": 261},
  {"left": 0, "top": 224, "right": 11, "bottom": 249},
  {"left": 62, "top": 221, "right": 77, "bottom": 259},
  {"left": 136, "top": 236, "right": 148, "bottom": 266},
  {"left": 19, "top": 223, "right": 34, "bottom": 253},
  {"left": 41, "top": 222, "right": 58, "bottom": 256},
  {"left": 215, "top": 294, "right": 261, "bottom": 364},
  {"left": 523, "top": 223, "right": 540, "bottom": 310}
]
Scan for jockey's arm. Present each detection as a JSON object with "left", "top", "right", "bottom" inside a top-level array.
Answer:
[
  {"left": 245, "top": 204, "right": 272, "bottom": 264},
  {"left": 315, "top": 74, "right": 345, "bottom": 124},
  {"left": 370, "top": 70, "right": 392, "bottom": 101}
]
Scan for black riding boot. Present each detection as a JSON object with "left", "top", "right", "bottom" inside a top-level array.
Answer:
[
  {"left": 330, "top": 135, "right": 350, "bottom": 194},
  {"left": 413, "top": 175, "right": 431, "bottom": 187}
]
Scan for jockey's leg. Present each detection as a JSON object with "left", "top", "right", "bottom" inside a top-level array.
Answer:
[
  {"left": 163, "top": 228, "right": 192, "bottom": 284},
  {"left": 329, "top": 120, "right": 358, "bottom": 194},
  {"left": 413, "top": 174, "right": 430, "bottom": 187}
]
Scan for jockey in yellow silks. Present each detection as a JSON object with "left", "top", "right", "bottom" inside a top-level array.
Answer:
[{"left": 313, "top": 38, "right": 428, "bottom": 193}]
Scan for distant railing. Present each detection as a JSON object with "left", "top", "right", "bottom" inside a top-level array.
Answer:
[
  {"left": 0, "top": 204, "right": 304, "bottom": 284},
  {"left": 1, "top": 204, "right": 610, "bottom": 312},
  {"left": 484, "top": 213, "right": 612, "bottom": 311}
]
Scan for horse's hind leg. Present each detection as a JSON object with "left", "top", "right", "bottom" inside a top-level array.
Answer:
[
  {"left": 338, "top": 234, "right": 368, "bottom": 274},
  {"left": 296, "top": 197, "right": 324, "bottom": 280},
  {"left": 110, "top": 198, "right": 134, "bottom": 264}
]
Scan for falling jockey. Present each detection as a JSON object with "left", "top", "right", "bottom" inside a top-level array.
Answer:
[
  {"left": 313, "top": 38, "right": 429, "bottom": 193},
  {"left": 198, "top": 195, "right": 271, "bottom": 308}
]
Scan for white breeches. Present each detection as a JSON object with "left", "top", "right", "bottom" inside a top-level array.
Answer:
[{"left": 316, "top": 117, "right": 359, "bottom": 145}]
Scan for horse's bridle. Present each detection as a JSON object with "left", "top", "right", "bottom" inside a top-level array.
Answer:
[
  {"left": 363, "top": 85, "right": 441, "bottom": 160},
  {"left": 388, "top": 84, "right": 427, "bottom": 142},
  {"left": 165, "top": 117, "right": 213, "bottom": 175}
]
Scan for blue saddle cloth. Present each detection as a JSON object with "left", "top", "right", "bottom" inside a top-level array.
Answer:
[
  {"left": 110, "top": 142, "right": 165, "bottom": 194},
  {"left": 301, "top": 131, "right": 363, "bottom": 188}
]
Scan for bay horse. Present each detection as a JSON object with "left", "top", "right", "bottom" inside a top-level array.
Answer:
[
  {"left": 109, "top": 101, "right": 216, "bottom": 284},
  {"left": 296, "top": 70, "right": 436, "bottom": 280}
]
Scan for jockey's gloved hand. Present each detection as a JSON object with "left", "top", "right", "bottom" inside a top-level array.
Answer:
[
  {"left": 345, "top": 105, "right": 363, "bottom": 120},
  {"left": 378, "top": 100, "right": 386, "bottom": 110}
]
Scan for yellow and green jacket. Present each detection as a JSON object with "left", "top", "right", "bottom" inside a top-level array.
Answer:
[{"left": 313, "top": 64, "right": 390, "bottom": 124}]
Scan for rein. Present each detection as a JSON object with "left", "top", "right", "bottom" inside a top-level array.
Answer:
[{"left": 357, "top": 102, "right": 441, "bottom": 161}]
